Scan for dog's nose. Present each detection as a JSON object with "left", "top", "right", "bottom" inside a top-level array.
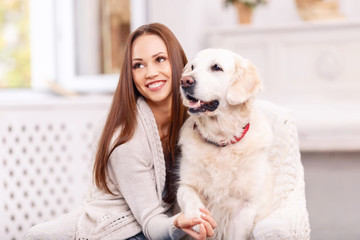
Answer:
[{"left": 181, "top": 76, "right": 195, "bottom": 88}]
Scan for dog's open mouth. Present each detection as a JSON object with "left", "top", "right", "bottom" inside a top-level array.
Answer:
[{"left": 186, "top": 94, "right": 219, "bottom": 113}]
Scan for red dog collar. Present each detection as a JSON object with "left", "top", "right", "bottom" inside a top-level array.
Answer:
[{"left": 194, "top": 123, "right": 250, "bottom": 147}]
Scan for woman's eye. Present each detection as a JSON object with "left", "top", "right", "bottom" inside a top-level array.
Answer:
[
  {"left": 211, "top": 64, "right": 223, "bottom": 72},
  {"left": 156, "top": 56, "right": 166, "bottom": 63},
  {"left": 132, "top": 63, "right": 144, "bottom": 69}
]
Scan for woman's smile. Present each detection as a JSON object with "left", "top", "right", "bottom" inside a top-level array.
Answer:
[{"left": 147, "top": 80, "right": 166, "bottom": 91}]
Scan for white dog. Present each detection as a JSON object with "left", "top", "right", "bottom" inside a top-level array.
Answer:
[{"left": 177, "top": 49, "right": 310, "bottom": 240}]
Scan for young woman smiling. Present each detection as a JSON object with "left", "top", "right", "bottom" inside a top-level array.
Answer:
[{"left": 25, "top": 23, "right": 216, "bottom": 240}]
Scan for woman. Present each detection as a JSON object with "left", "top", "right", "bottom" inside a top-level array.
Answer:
[{"left": 25, "top": 23, "right": 216, "bottom": 240}]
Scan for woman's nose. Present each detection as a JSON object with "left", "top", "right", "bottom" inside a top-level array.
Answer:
[{"left": 145, "top": 64, "right": 159, "bottom": 79}]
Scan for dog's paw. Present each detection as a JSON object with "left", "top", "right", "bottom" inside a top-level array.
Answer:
[
  {"left": 181, "top": 197, "right": 205, "bottom": 233},
  {"left": 184, "top": 204, "right": 203, "bottom": 234},
  {"left": 192, "top": 224, "right": 200, "bottom": 234},
  {"left": 184, "top": 204, "right": 202, "bottom": 220}
]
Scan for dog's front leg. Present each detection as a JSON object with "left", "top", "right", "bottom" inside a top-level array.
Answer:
[
  {"left": 229, "top": 201, "right": 256, "bottom": 240},
  {"left": 177, "top": 184, "right": 205, "bottom": 232}
]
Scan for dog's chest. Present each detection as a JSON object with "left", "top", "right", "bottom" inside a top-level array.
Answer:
[
  {"left": 182, "top": 143, "right": 263, "bottom": 201},
  {"left": 179, "top": 112, "right": 273, "bottom": 203}
]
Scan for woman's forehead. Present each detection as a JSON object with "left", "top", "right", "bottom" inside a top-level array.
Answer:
[{"left": 132, "top": 34, "right": 168, "bottom": 59}]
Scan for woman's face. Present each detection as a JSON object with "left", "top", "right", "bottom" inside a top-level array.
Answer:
[{"left": 131, "top": 34, "right": 173, "bottom": 107}]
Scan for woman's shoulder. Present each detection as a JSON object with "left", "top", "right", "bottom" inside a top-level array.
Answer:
[
  {"left": 109, "top": 128, "right": 151, "bottom": 172},
  {"left": 109, "top": 97, "right": 159, "bottom": 162},
  {"left": 110, "top": 97, "right": 154, "bottom": 143},
  {"left": 112, "top": 123, "right": 148, "bottom": 153}
]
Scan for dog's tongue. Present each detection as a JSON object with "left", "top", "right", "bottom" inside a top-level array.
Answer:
[{"left": 188, "top": 99, "right": 202, "bottom": 108}]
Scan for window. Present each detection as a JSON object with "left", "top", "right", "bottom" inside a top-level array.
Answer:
[
  {"left": 2, "top": 0, "right": 148, "bottom": 93},
  {"left": 0, "top": 0, "right": 31, "bottom": 88}
]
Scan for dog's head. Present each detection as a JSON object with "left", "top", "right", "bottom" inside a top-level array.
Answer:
[{"left": 180, "top": 48, "right": 262, "bottom": 115}]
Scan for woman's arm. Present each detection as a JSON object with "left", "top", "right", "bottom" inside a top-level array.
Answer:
[{"left": 108, "top": 142, "right": 184, "bottom": 240}]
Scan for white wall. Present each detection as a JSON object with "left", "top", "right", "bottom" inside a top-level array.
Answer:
[{"left": 148, "top": 0, "right": 360, "bottom": 59}]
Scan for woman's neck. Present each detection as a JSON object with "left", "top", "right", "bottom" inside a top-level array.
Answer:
[{"left": 147, "top": 99, "right": 172, "bottom": 140}]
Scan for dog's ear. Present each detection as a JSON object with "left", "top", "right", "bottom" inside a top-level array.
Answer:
[{"left": 226, "top": 57, "right": 262, "bottom": 105}]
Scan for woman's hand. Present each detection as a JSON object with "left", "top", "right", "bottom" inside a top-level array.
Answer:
[{"left": 174, "top": 207, "right": 217, "bottom": 240}]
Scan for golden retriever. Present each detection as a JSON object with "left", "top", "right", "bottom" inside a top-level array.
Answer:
[{"left": 177, "top": 48, "right": 293, "bottom": 240}]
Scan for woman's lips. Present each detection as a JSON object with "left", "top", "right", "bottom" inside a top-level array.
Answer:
[{"left": 147, "top": 80, "right": 166, "bottom": 91}]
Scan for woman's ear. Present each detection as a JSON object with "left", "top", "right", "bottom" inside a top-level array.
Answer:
[{"left": 226, "top": 57, "right": 262, "bottom": 105}]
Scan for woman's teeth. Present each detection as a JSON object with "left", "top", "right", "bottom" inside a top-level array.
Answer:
[{"left": 148, "top": 81, "right": 165, "bottom": 89}]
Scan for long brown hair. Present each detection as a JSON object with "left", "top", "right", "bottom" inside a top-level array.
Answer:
[{"left": 93, "top": 23, "right": 188, "bottom": 203}]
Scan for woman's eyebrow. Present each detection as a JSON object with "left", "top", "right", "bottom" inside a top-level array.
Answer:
[
  {"left": 132, "top": 57, "right": 142, "bottom": 62},
  {"left": 132, "top": 52, "right": 167, "bottom": 62},
  {"left": 152, "top": 52, "right": 167, "bottom": 58}
]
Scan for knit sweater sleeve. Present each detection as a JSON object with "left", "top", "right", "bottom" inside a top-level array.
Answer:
[{"left": 108, "top": 131, "right": 184, "bottom": 240}]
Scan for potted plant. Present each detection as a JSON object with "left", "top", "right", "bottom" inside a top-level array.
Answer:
[{"left": 225, "top": 0, "right": 268, "bottom": 24}]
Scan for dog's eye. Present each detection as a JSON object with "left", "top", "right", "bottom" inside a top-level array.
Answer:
[
  {"left": 211, "top": 64, "right": 223, "bottom": 72},
  {"left": 191, "top": 65, "right": 194, "bottom": 71}
]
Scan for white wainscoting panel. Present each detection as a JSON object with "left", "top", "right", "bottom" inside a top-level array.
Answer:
[{"left": 0, "top": 95, "right": 111, "bottom": 240}]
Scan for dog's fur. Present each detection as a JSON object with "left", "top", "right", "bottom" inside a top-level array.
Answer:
[{"left": 177, "top": 49, "right": 275, "bottom": 240}]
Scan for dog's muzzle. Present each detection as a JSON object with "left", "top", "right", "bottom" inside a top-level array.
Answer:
[{"left": 180, "top": 76, "right": 219, "bottom": 113}]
